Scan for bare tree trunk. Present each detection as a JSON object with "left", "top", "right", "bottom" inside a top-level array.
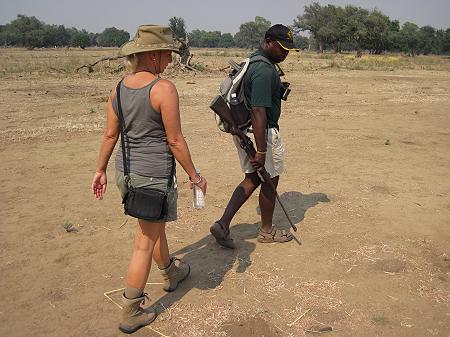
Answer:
[{"left": 175, "top": 35, "right": 191, "bottom": 66}]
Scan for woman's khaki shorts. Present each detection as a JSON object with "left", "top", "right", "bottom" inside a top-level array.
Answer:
[
  {"left": 115, "top": 170, "right": 178, "bottom": 222},
  {"left": 233, "top": 127, "right": 285, "bottom": 178}
]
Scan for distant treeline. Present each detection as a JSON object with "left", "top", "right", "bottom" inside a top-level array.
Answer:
[
  {"left": 180, "top": 2, "right": 450, "bottom": 56},
  {"left": 2, "top": 3, "right": 450, "bottom": 56},
  {"left": 0, "top": 15, "right": 129, "bottom": 49},
  {"left": 293, "top": 2, "right": 450, "bottom": 55}
]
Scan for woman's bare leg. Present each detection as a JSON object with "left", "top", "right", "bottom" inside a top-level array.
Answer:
[
  {"left": 152, "top": 223, "right": 171, "bottom": 269},
  {"left": 126, "top": 219, "right": 167, "bottom": 290}
]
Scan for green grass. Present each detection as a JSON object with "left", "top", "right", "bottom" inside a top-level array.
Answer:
[
  {"left": 372, "top": 315, "right": 389, "bottom": 325},
  {"left": 62, "top": 220, "right": 78, "bottom": 232}
]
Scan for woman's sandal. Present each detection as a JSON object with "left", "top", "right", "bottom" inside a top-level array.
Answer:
[
  {"left": 210, "top": 222, "right": 236, "bottom": 249},
  {"left": 257, "top": 226, "right": 293, "bottom": 243}
]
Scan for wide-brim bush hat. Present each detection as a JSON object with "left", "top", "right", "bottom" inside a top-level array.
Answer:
[
  {"left": 119, "top": 25, "right": 180, "bottom": 56},
  {"left": 265, "top": 24, "right": 299, "bottom": 52}
]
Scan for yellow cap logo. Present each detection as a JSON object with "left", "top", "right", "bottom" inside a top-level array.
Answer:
[{"left": 287, "top": 31, "right": 293, "bottom": 39}]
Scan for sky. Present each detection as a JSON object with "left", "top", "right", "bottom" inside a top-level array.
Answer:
[{"left": 1, "top": 0, "right": 449, "bottom": 35}]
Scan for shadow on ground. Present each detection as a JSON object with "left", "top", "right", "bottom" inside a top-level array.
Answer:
[
  {"left": 259, "top": 191, "right": 330, "bottom": 230},
  {"left": 154, "top": 191, "right": 329, "bottom": 314},
  {"left": 154, "top": 222, "right": 257, "bottom": 313}
]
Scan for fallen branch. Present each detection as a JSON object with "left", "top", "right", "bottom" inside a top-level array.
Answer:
[{"left": 76, "top": 55, "right": 124, "bottom": 73}]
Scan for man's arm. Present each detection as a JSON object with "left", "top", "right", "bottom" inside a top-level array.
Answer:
[{"left": 250, "top": 106, "right": 267, "bottom": 169}]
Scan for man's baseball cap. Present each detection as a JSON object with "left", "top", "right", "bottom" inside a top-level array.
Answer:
[{"left": 265, "top": 24, "right": 299, "bottom": 52}]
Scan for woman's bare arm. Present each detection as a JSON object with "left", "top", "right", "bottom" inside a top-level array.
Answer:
[
  {"left": 152, "top": 79, "right": 206, "bottom": 193},
  {"left": 91, "top": 90, "right": 120, "bottom": 199},
  {"left": 95, "top": 92, "right": 120, "bottom": 173}
]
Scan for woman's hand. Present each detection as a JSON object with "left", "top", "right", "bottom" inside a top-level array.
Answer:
[
  {"left": 189, "top": 175, "right": 207, "bottom": 195},
  {"left": 92, "top": 171, "right": 107, "bottom": 200}
]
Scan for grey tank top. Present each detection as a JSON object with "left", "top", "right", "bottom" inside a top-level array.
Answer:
[{"left": 113, "top": 77, "right": 174, "bottom": 178}]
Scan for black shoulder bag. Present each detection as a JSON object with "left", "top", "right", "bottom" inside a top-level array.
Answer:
[{"left": 116, "top": 80, "right": 174, "bottom": 221}]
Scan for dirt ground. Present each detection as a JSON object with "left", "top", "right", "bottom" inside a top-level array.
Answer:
[{"left": 0, "top": 48, "right": 449, "bottom": 337}]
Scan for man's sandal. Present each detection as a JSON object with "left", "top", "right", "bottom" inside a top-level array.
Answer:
[
  {"left": 210, "top": 222, "right": 236, "bottom": 249},
  {"left": 257, "top": 226, "right": 293, "bottom": 243}
]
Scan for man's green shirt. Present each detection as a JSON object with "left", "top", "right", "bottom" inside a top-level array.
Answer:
[{"left": 244, "top": 49, "right": 282, "bottom": 130}]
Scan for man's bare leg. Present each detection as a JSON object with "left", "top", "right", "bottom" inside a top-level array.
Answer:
[
  {"left": 217, "top": 172, "right": 261, "bottom": 231},
  {"left": 259, "top": 175, "right": 279, "bottom": 233}
]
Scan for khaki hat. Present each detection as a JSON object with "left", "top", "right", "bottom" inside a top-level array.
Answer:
[{"left": 119, "top": 25, "right": 180, "bottom": 56}]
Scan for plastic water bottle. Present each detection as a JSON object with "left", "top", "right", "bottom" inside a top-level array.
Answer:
[{"left": 193, "top": 169, "right": 205, "bottom": 209}]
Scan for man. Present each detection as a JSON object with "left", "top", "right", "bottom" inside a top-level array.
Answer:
[{"left": 210, "top": 24, "right": 299, "bottom": 249}]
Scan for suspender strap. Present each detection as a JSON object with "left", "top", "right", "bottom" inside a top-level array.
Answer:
[{"left": 115, "top": 80, "right": 175, "bottom": 189}]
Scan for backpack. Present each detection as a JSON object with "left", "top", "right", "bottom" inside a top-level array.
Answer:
[{"left": 214, "top": 54, "right": 272, "bottom": 133}]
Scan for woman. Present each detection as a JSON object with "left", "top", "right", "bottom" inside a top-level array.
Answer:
[{"left": 91, "top": 25, "right": 207, "bottom": 333}]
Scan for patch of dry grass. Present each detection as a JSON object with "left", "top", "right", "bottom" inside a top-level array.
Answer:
[
  {"left": 332, "top": 239, "right": 450, "bottom": 307},
  {"left": 299, "top": 52, "right": 450, "bottom": 71}
]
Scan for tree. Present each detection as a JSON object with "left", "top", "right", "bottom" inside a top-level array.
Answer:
[
  {"left": 442, "top": 28, "right": 450, "bottom": 53},
  {"left": 26, "top": 29, "right": 47, "bottom": 48},
  {"left": 400, "top": 22, "right": 420, "bottom": 56},
  {"left": 188, "top": 30, "right": 234, "bottom": 48},
  {"left": 294, "top": 2, "right": 328, "bottom": 52},
  {"left": 203, "top": 31, "right": 221, "bottom": 47},
  {"left": 168, "top": 17, "right": 191, "bottom": 66},
  {"left": 97, "top": 27, "right": 129, "bottom": 47},
  {"left": 7, "top": 14, "right": 44, "bottom": 48},
  {"left": 169, "top": 17, "right": 187, "bottom": 40},
  {"left": 68, "top": 28, "right": 91, "bottom": 49},
  {"left": 386, "top": 20, "right": 401, "bottom": 52},
  {"left": 0, "top": 24, "right": 21, "bottom": 46},
  {"left": 432, "top": 28, "right": 450, "bottom": 54},
  {"left": 418, "top": 25, "right": 435, "bottom": 55},
  {"left": 293, "top": 34, "right": 309, "bottom": 50},
  {"left": 42, "top": 24, "right": 70, "bottom": 47},
  {"left": 361, "top": 10, "right": 392, "bottom": 54},
  {"left": 294, "top": 3, "right": 348, "bottom": 53},
  {"left": 219, "top": 33, "right": 234, "bottom": 48},
  {"left": 234, "top": 16, "right": 271, "bottom": 49},
  {"left": 343, "top": 5, "right": 369, "bottom": 55},
  {"left": 187, "top": 29, "right": 203, "bottom": 47},
  {"left": 316, "top": 5, "right": 347, "bottom": 53}
]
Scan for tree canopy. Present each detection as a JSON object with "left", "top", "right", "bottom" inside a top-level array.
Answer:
[
  {"left": 0, "top": 15, "right": 129, "bottom": 48},
  {"left": 97, "top": 27, "right": 129, "bottom": 47},
  {"left": 1, "top": 11, "right": 449, "bottom": 55},
  {"left": 294, "top": 2, "right": 449, "bottom": 55}
]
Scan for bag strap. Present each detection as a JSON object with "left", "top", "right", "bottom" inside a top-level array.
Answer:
[
  {"left": 115, "top": 79, "right": 175, "bottom": 190},
  {"left": 116, "top": 80, "right": 129, "bottom": 181}
]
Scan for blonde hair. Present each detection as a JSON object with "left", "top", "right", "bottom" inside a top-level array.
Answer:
[
  {"left": 125, "top": 54, "right": 139, "bottom": 72},
  {"left": 125, "top": 51, "right": 169, "bottom": 74}
]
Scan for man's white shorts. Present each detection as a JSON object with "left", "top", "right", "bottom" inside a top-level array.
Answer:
[{"left": 233, "top": 127, "right": 285, "bottom": 178}]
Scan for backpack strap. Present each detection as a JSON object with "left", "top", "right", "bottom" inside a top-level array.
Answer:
[
  {"left": 244, "top": 54, "right": 282, "bottom": 130},
  {"left": 249, "top": 54, "right": 273, "bottom": 66}
]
